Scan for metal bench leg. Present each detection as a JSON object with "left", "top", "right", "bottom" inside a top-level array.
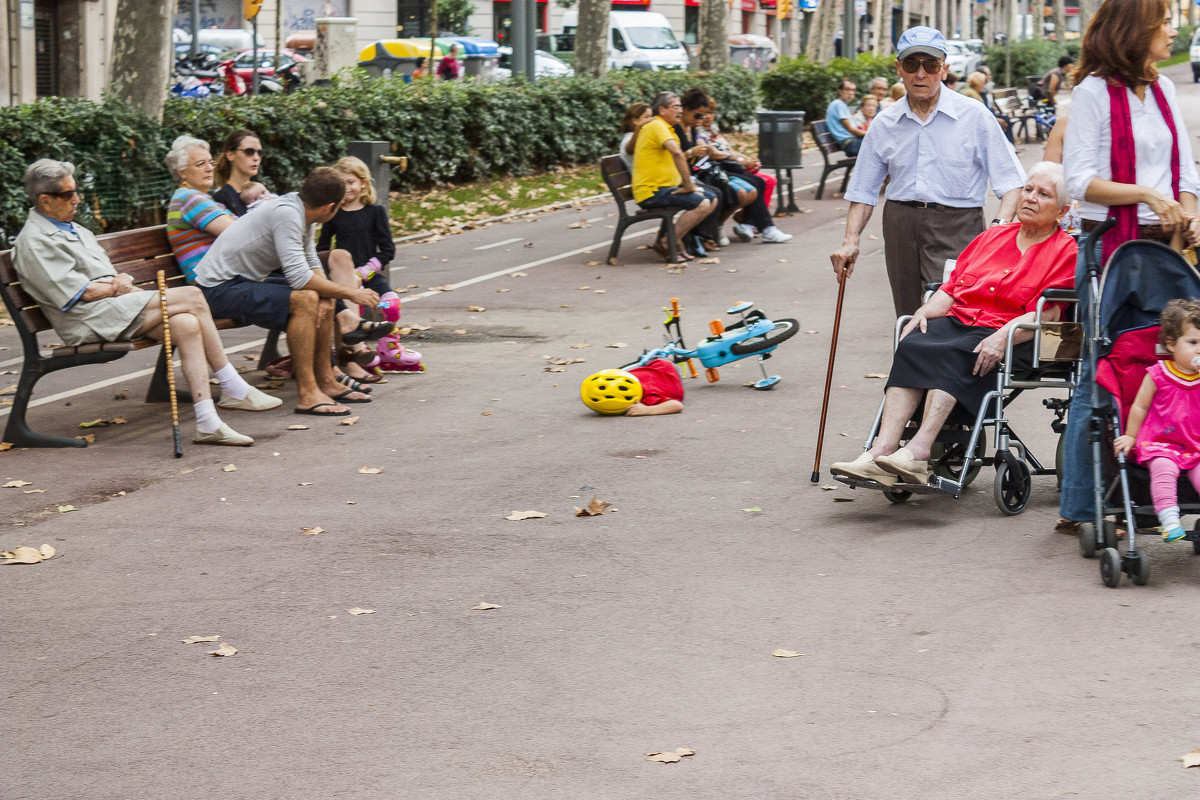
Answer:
[
  {"left": 816, "top": 166, "right": 831, "bottom": 200},
  {"left": 2, "top": 364, "right": 85, "bottom": 448},
  {"left": 774, "top": 168, "right": 788, "bottom": 215},
  {"left": 663, "top": 215, "right": 678, "bottom": 263},
  {"left": 257, "top": 329, "right": 283, "bottom": 370},
  {"left": 608, "top": 219, "right": 630, "bottom": 265},
  {"left": 145, "top": 347, "right": 193, "bottom": 404}
]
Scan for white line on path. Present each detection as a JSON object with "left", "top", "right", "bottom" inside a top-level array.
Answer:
[
  {"left": 472, "top": 237, "right": 524, "bottom": 251},
  {"left": 0, "top": 229, "right": 654, "bottom": 417}
]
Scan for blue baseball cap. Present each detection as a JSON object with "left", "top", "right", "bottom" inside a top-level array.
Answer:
[{"left": 896, "top": 26, "right": 948, "bottom": 60}]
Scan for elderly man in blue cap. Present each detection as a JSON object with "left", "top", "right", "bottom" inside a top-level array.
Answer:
[{"left": 829, "top": 26, "right": 1025, "bottom": 317}]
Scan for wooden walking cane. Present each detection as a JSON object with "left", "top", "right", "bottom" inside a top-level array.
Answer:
[
  {"left": 156, "top": 272, "right": 183, "bottom": 458},
  {"left": 811, "top": 272, "right": 849, "bottom": 483}
]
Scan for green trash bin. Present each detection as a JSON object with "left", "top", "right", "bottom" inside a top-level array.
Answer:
[{"left": 757, "top": 110, "right": 805, "bottom": 213}]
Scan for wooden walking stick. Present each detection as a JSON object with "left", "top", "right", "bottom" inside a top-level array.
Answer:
[
  {"left": 811, "top": 272, "right": 849, "bottom": 483},
  {"left": 156, "top": 271, "right": 183, "bottom": 458}
]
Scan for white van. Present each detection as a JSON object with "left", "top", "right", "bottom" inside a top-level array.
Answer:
[{"left": 561, "top": 11, "right": 689, "bottom": 71}]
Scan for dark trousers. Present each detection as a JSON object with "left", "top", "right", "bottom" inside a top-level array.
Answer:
[
  {"left": 735, "top": 170, "right": 773, "bottom": 231},
  {"left": 880, "top": 201, "right": 984, "bottom": 317}
]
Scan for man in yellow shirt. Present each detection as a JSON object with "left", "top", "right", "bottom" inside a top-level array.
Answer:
[{"left": 631, "top": 92, "right": 717, "bottom": 264}]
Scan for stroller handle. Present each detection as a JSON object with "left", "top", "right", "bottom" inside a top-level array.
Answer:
[{"left": 1083, "top": 217, "right": 1119, "bottom": 273}]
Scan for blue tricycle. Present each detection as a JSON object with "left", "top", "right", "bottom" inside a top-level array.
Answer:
[{"left": 624, "top": 298, "right": 799, "bottom": 389}]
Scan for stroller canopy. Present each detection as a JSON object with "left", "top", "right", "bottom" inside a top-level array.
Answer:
[{"left": 1097, "top": 240, "right": 1200, "bottom": 356}]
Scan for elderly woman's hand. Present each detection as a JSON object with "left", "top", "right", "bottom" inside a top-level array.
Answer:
[
  {"left": 972, "top": 330, "right": 1008, "bottom": 375},
  {"left": 899, "top": 312, "right": 928, "bottom": 340}
]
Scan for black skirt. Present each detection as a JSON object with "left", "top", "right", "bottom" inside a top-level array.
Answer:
[{"left": 885, "top": 316, "right": 1032, "bottom": 414}]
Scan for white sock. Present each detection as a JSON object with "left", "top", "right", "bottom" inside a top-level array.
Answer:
[
  {"left": 1157, "top": 505, "right": 1181, "bottom": 530},
  {"left": 214, "top": 363, "right": 250, "bottom": 400},
  {"left": 194, "top": 399, "right": 222, "bottom": 434}
]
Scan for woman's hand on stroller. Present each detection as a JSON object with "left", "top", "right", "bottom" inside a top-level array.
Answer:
[
  {"left": 1113, "top": 434, "right": 1136, "bottom": 457},
  {"left": 1145, "top": 190, "right": 1187, "bottom": 232},
  {"left": 1184, "top": 213, "right": 1200, "bottom": 247}
]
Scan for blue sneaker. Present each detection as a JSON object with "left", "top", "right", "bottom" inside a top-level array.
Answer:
[{"left": 1162, "top": 524, "right": 1186, "bottom": 543}]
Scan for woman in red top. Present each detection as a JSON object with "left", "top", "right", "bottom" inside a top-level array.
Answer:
[{"left": 831, "top": 162, "right": 1077, "bottom": 486}]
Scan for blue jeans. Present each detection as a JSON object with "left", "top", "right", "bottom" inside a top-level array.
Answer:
[{"left": 1060, "top": 237, "right": 1110, "bottom": 522}]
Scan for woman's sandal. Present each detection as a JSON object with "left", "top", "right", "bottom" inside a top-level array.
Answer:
[
  {"left": 1054, "top": 518, "right": 1127, "bottom": 538},
  {"left": 342, "top": 319, "right": 396, "bottom": 345},
  {"left": 264, "top": 355, "right": 293, "bottom": 380}
]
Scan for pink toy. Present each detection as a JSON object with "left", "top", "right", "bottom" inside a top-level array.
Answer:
[
  {"left": 364, "top": 291, "right": 426, "bottom": 374},
  {"left": 356, "top": 257, "right": 383, "bottom": 284}
]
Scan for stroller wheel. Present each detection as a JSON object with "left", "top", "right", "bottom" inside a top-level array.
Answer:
[
  {"left": 1100, "top": 547, "right": 1122, "bottom": 588},
  {"left": 883, "top": 488, "right": 912, "bottom": 505},
  {"left": 993, "top": 459, "right": 1032, "bottom": 515},
  {"left": 1192, "top": 521, "right": 1200, "bottom": 555},
  {"left": 1101, "top": 520, "right": 1120, "bottom": 550},
  {"left": 1130, "top": 550, "right": 1150, "bottom": 586},
  {"left": 1078, "top": 522, "right": 1097, "bottom": 559}
]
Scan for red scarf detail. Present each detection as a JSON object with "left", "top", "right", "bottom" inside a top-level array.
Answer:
[{"left": 1103, "top": 77, "right": 1180, "bottom": 264}]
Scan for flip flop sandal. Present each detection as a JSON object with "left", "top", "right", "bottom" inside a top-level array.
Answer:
[
  {"left": 332, "top": 390, "right": 372, "bottom": 404},
  {"left": 295, "top": 403, "right": 351, "bottom": 416},
  {"left": 336, "top": 374, "right": 373, "bottom": 394},
  {"left": 337, "top": 345, "right": 377, "bottom": 368},
  {"left": 342, "top": 320, "right": 396, "bottom": 345}
]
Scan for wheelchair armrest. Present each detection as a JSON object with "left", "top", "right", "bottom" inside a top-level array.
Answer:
[
  {"left": 1041, "top": 288, "right": 1077, "bottom": 302},
  {"left": 926, "top": 282, "right": 943, "bottom": 293}
]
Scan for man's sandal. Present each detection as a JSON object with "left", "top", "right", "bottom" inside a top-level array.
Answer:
[{"left": 342, "top": 320, "right": 395, "bottom": 345}]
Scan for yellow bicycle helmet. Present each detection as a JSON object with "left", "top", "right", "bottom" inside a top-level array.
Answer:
[{"left": 580, "top": 369, "right": 643, "bottom": 415}]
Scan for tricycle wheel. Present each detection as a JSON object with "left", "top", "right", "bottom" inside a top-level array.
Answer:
[
  {"left": 1078, "top": 522, "right": 1097, "bottom": 559},
  {"left": 1131, "top": 549, "right": 1150, "bottom": 586},
  {"left": 993, "top": 458, "right": 1031, "bottom": 515},
  {"left": 1100, "top": 547, "right": 1122, "bottom": 588},
  {"left": 883, "top": 488, "right": 912, "bottom": 505}
]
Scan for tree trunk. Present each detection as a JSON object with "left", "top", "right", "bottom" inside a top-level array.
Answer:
[
  {"left": 874, "top": 0, "right": 893, "bottom": 54},
  {"left": 575, "top": 0, "right": 609, "bottom": 78},
  {"left": 107, "top": 0, "right": 172, "bottom": 120},
  {"left": 698, "top": 0, "right": 730, "bottom": 70},
  {"left": 1052, "top": 0, "right": 1066, "bottom": 45},
  {"left": 1078, "top": 0, "right": 1096, "bottom": 39},
  {"left": 806, "top": 0, "right": 838, "bottom": 62}
]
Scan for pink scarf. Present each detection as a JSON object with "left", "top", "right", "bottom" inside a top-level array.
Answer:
[{"left": 1103, "top": 76, "right": 1180, "bottom": 264}]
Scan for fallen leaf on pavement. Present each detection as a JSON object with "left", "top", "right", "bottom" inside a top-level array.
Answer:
[
  {"left": 584, "top": 261, "right": 601, "bottom": 266},
  {"left": 3, "top": 479, "right": 32, "bottom": 488},
  {"left": 0, "top": 443, "right": 12, "bottom": 452},
  {"left": 429, "top": 284, "right": 455, "bottom": 292},
  {"left": 697, "top": 257, "right": 720, "bottom": 264},
  {"left": 568, "top": 220, "right": 590, "bottom": 229},
  {"left": 0, "top": 544, "right": 55, "bottom": 565},
  {"left": 222, "top": 464, "right": 238, "bottom": 472},
  {"left": 560, "top": 304, "right": 572, "bottom": 308},
  {"left": 340, "top": 416, "right": 360, "bottom": 426},
  {"left": 570, "top": 342, "right": 591, "bottom": 349},
  {"left": 497, "top": 288, "right": 510, "bottom": 293},
  {"left": 864, "top": 373, "right": 889, "bottom": 379},
  {"left": 348, "top": 607, "right": 375, "bottom": 615},
  {"left": 772, "top": 649, "right": 810, "bottom": 658},
  {"left": 57, "top": 505, "right": 77, "bottom": 513},
  {"left": 574, "top": 496, "right": 613, "bottom": 517},
  {"left": 287, "top": 425, "right": 309, "bottom": 431},
  {"left": 111, "top": 417, "right": 127, "bottom": 424},
  {"left": 605, "top": 343, "right": 628, "bottom": 348},
  {"left": 577, "top": 285, "right": 590, "bottom": 290},
  {"left": 820, "top": 485, "right": 838, "bottom": 490},
  {"left": 481, "top": 410, "right": 492, "bottom": 416},
  {"left": 0, "top": 385, "right": 16, "bottom": 395},
  {"left": 1183, "top": 748, "right": 1200, "bottom": 768},
  {"left": 544, "top": 366, "right": 567, "bottom": 373},
  {"left": 75, "top": 434, "right": 96, "bottom": 443},
  {"left": 468, "top": 306, "right": 486, "bottom": 312},
  {"left": 645, "top": 749, "right": 695, "bottom": 763},
  {"left": 777, "top": 258, "right": 790, "bottom": 263},
  {"left": 472, "top": 602, "right": 502, "bottom": 610},
  {"left": 452, "top": 329, "right": 468, "bottom": 335},
  {"left": 299, "top": 482, "right": 313, "bottom": 486},
  {"left": 726, "top": 269, "right": 739, "bottom": 273},
  {"left": 594, "top": 289, "right": 607, "bottom": 294},
  {"left": 505, "top": 510, "right": 547, "bottom": 520},
  {"left": 77, "top": 419, "right": 109, "bottom": 428},
  {"left": 742, "top": 507, "right": 762, "bottom": 513},
  {"left": 182, "top": 635, "right": 221, "bottom": 644},
  {"left": 256, "top": 381, "right": 285, "bottom": 390},
  {"left": 408, "top": 324, "right": 430, "bottom": 331},
  {"left": 208, "top": 642, "right": 237, "bottom": 657},
  {"left": 805, "top": 330, "right": 819, "bottom": 334},
  {"left": 23, "top": 489, "right": 45, "bottom": 494},
  {"left": 357, "top": 465, "right": 383, "bottom": 474},
  {"left": 300, "top": 526, "right": 325, "bottom": 536}
]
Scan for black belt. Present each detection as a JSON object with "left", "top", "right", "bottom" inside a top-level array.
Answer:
[
  {"left": 1081, "top": 218, "right": 1174, "bottom": 243},
  {"left": 891, "top": 200, "right": 980, "bottom": 212}
]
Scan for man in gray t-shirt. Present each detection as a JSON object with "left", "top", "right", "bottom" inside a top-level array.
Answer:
[{"left": 194, "top": 167, "right": 379, "bottom": 417}]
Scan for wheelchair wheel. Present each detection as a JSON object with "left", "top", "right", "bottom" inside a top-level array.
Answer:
[
  {"left": 993, "top": 459, "right": 1032, "bottom": 515},
  {"left": 728, "top": 319, "right": 799, "bottom": 356},
  {"left": 1131, "top": 550, "right": 1150, "bottom": 586},
  {"left": 883, "top": 487, "right": 912, "bottom": 504},
  {"left": 1100, "top": 547, "right": 1122, "bottom": 588},
  {"left": 1078, "top": 522, "right": 1097, "bottom": 558},
  {"left": 930, "top": 441, "right": 983, "bottom": 488}
]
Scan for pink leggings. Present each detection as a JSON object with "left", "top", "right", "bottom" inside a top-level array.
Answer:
[{"left": 1146, "top": 457, "right": 1200, "bottom": 513}]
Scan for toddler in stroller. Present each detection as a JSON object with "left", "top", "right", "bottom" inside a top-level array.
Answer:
[{"left": 1112, "top": 299, "right": 1200, "bottom": 543}]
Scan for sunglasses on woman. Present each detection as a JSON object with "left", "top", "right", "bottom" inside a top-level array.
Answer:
[
  {"left": 899, "top": 56, "right": 944, "bottom": 75},
  {"left": 237, "top": 148, "right": 263, "bottom": 157}
]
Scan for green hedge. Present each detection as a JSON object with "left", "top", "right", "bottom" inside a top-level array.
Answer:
[
  {"left": 760, "top": 53, "right": 896, "bottom": 122},
  {"left": 983, "top": 39, "right": 1081, "bottom": 88},
  {"left": 1173, "top": 25, "right": 1197, "bottom": 56},
  {"left": 0, "top": 66, "right": 760, "bottom": 244}
]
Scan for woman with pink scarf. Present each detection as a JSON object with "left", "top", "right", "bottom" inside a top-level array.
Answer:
[{"left": 1058, "top": 0, "right": 1200, "bottom": 535}]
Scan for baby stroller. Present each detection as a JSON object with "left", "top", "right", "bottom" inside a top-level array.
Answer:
[{"left": 1078, "top": 223, "right": 1200, "bottom": 587}]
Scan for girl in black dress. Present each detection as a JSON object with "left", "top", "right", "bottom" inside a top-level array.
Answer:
[{"left": 317, "top": 156, "right": 395, "bottom": 296}]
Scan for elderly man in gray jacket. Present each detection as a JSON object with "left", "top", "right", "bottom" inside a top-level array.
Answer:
[{"left": 12, "top": 159, "right": 280, "bottom": 446}]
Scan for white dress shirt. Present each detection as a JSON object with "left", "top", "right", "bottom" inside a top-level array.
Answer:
[
  {"left": 844, "top": 86, "right": 1025, "bottom": 208},
  {"left": 1063, "top": 74, "right": 1200, "bottom": 224}
]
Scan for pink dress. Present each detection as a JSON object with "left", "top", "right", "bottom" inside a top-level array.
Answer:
[{"left": 1135, "top": 360, "right": 1200, "bottom": 469}]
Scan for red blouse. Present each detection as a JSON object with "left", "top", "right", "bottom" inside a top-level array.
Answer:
[{"left": 945, "top": 223, "right": 1077, "bottom": 330}]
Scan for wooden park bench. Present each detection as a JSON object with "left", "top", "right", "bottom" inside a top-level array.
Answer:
[
  {"left": 808, "top": 120, "right": 856, "bottom": 201},
  {"left": 0, "top": 225, "right": 280, "bottom": 448},
  {"left": 992, "top": 87, "right": 1040, "bottom": 144},
  {"left": 599, "top": 154, "right": 679, "bottom": 266}
]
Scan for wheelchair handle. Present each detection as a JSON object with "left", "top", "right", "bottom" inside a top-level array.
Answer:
[{"left": 1083, "top": 217, "right": 1118, "bottom": 273}]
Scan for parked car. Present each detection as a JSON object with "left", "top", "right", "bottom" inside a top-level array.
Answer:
[
  {"left": 945, "top": 40, "right": 982, "bottom": 78},
  {"left": 172, "top": 27, "right": 261, "bottom": 53},
  {"left": 226, "top": 48, "right": 309, "bottom": 81},
  {"left": 560, "top": 10, "right": 689, "bottom": 71},
  {"left": 1191, "top": 27, "right": 1200, "bottom": 83},
  {"left": 494, "top": 47, "right": 574, "bottom": 78}
]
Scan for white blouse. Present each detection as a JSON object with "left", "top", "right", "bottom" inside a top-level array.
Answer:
[{"left": 1063, "top": 74, "right": 1200, "bottom": 224}]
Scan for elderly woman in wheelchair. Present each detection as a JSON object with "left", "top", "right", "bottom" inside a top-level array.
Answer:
[{"left": 831, "top": 162, "right": 1078, "bottom": 494}]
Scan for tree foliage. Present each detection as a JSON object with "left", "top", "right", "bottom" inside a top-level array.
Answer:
[{"left": 761, "top": 53, "right": 896, "bottom": 121}]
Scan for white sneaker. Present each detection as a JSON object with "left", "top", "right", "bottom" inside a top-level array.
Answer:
[
  {"left": 761, "top": 226, "right": 793, "bottom": 243},
  {"left": 732, "top": 223, "right": 755, "bottom": 242},
  {"left": 717, "top": 233, "right": 731, "bottom": 247}
]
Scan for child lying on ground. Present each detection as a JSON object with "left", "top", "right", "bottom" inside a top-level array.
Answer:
[{"left": 580, "top": 359, "right": 684, "bottom": 416}]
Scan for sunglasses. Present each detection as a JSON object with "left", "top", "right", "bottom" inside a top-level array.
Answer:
[
  {"left": 43, "top": 189, "right": 78, "bottom": 200},
  {"left": 899, "top": 56, "right": 944, "bottom": 74},
  {"left": 237, "top": 148, "right": 263, "bottom": 157}
]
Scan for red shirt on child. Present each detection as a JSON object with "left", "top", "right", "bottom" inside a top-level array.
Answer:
[{"left": 630, "top": 359, "right": 685, "bottom": 406}]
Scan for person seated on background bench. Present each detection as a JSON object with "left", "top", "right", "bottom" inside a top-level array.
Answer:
[
  {"left": 825, "top": 79, "right": 866, "bottom": 156},
  {"left": 12, "top": 159, "right": 280, "bottom": 447},
  {"left": 193, "top": 167, "right": 380, "bottom": 417}
]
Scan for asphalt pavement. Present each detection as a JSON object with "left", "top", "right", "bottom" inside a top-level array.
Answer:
[{"left": 2, "top": 65, "right": 1198, "bottom": 799}]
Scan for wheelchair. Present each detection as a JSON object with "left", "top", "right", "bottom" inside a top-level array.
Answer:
[{"left": 831, "top": 277, "right": 1082, "bottom": 515}]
